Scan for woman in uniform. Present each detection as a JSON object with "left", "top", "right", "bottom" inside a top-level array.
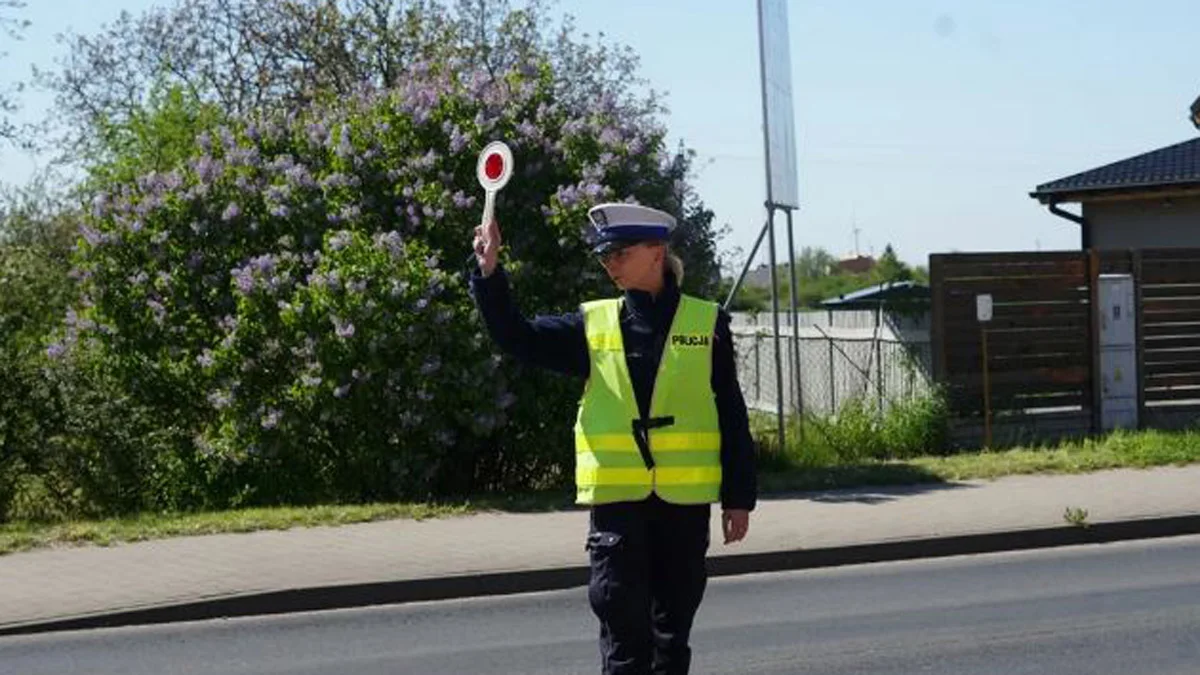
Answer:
[{"left": 469, "top": 202, "right": 757, "bottom": 675}]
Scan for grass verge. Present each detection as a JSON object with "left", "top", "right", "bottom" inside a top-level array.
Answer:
[{"left": 3, "top": 428, "right": 1199, "bottom": 555}]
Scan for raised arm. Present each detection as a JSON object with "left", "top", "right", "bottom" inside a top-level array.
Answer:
[{"left": 469, "top": 219, "right": 589, "bottom": 378}]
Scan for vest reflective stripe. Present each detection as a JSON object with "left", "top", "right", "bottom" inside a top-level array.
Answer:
[
  {"left": 575, "top": 432, "right": 723, "bottom": 453},
  {"left": 574, "top": 294, "right": 722, "bottom": 505}
]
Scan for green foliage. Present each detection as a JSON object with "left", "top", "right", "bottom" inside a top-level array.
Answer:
[
  {"left": 756, "top": 390, "right": 950, "bottom": 468},
  {"left": 3, "top": 1, "right": 732, "bottom": 520},
  {"left": 87, "top": 81, "right": 226, "bottom": 189},
  {"left": 0, "top": 181, "right": 77, "bottom": 521},
  {"left": 0, "top": 182, "right": 77, "bottom": 349},
  {"left": 725, "top": 242, "right": 926, "bottom": 312},
  {"left": 56, "top": 52, "right": 713, "bottom": 510}
]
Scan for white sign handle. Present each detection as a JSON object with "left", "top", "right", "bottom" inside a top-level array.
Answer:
[{"left": 481, "top": 190, "right": 497, "bottom": 229}]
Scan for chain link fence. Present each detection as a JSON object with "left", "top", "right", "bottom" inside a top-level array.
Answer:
[{"left": 730, "top": 310, "right": 932, "bottom": 416}]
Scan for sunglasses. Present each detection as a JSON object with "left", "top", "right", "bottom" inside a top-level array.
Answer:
[{"left": 594, "top": 241, "right": 645, "bottom": 264}]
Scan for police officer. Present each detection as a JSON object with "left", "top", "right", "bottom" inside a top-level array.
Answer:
[{"left": 470, "top": 203, "right": 757, "bottom": 675}]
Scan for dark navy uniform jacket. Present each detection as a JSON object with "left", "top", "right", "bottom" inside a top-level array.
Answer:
[{"left": 470, "top": 264, "right": 757, "bottom": 511}]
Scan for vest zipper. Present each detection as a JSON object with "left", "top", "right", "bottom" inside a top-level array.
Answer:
[{"left": 645, "top": 297, "right": 688, "bottom": 497}]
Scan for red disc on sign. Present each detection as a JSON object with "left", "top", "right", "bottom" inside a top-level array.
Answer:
[
  {"left": 477, "top": 141, "right": 513, "bottom": 192},
  {"left": 485, "top": 153, "right": 505, "bottom": 181}
]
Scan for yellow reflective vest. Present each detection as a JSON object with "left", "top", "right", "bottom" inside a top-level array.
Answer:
[{"left": 574, "top": 294, "right": 722, "bottom": 505}]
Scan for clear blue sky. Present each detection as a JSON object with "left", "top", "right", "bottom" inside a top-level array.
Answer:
[{"left": 2, "top": 0, "right": 1198, "bottom": 269}]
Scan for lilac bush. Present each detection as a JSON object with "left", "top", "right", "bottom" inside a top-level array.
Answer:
[{"left": 62, "top": 56, "right": 698, "bottom": 505}]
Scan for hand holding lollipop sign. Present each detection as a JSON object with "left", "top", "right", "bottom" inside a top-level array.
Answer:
[{"left": 472, "top": 141, "right": 513, "bottom": 276}]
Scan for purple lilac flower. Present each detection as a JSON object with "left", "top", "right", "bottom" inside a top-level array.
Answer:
[
  {"left": 233, "top": 267, "right": 255, "bottom": 294},
  {"left": 266, "top": 185, "right": 290, "bottom": 202},
  {"left": 91, "top": 193, "right": 110, "bottom": 219},
  {"left": 269, "top": 154, "right": 296, "bottom": 172},
  {"left": 250, "top": 255, "right": 277, "bottom": 276},
  {"left": 333, "top": 384, "right": 351, "bottom": 399},
  {"left": 417, "top": 149, "right": 439, "bottom": 169},
  {"left": 348, "top": 279, "right": 367, "bottom": 294},
  {"left": 307, "top": 121, "right": 329, "bottom": 147},
  {"left": 197, "top": 350, "right": 215, "bottom": 368},
  {"left": 261, "top": 408, "right": 282, "bottom": 430},
  {"left": 228, "top": 146, "right": 260, "bottom": 168},
  {"left": 46, "top": 342, "right": 67, "bottom": 359},
  {"left": 146, "top": 299, "right": 167, "bottom": 325},
  {"left": 208, "top": 390, "right": 232, "bottom": 409},
  {"left": 193, "top": 156, "right": 223, "bottom": 184},
  {"left": 329, "top": 230, "right": 352, "bottom": 251},
  {"left": 599, "top": 127, "right": 622, "bottom": 147},
  {"left": 448, "top": 126, "right": 467, "bottom": 153},
  {"left": 335, "top": 125, "right": 354, "bottom": 159},
  {"left": 80, "top": 224, "right": 105, "bottom": 247},
  {"left": 516, "top": 119, "right": 538, "bottom": 139},
  {"left": 451, "top": 190, "right": 475, "bottom": 209},
  {"left": 307, "top": 271, "right": 329, "bottom": 289},
  {"left": 222, "top": 202, "right": 242, "bottom": 222},
  {"left": 555, "top": 184, "right": 581, "bottom": 208},
  {"left": 375, "top": 231, "right": 404, "bottom": 257},
  {"left": 301, "top": 374, "right": 323, "bottom": 387},
  {"left": 285, "top": 164, "right": 317, "bottom": 189},
  {"left": 333, "top": 317, "right": 355, "bottom": 339}
]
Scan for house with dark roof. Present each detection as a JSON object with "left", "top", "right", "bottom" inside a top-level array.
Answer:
[
  {"left": 1030, "top": 106, "right": 1200, "bottom": 249},
  {"left": 820, "top": 280, "right": 929, "bottom": 311}
]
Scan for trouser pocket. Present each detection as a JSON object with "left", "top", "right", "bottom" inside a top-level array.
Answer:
[{"left": 586, "top": 531, "right": 626, "bottom": 622}]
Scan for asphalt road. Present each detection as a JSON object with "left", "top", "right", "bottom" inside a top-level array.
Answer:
[{"left": 3, "top": 535, "right": 1200, "bottom": 674}]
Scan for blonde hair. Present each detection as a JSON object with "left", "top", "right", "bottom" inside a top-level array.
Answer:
[{"left": 666, "top": 250, "right": 685, "bottom": 285}]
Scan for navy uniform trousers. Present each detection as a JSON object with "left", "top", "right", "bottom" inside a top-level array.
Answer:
[{"left": 586, "top": 493, "right": 711, "bottom": 675}]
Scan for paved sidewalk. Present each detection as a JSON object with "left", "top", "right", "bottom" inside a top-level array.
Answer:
[{"left": 2, "top": 465, "right": 1200, "bottom": 635}]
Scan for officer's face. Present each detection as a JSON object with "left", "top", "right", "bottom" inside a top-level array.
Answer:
[{"left": 598, "top": 242, "right": 664, "bottom": 291}]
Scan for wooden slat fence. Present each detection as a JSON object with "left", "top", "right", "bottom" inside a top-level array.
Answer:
[
  {"left": 931, "top": 251, "right": 1094, "bottom": 447},
  {"left": 1127, "top": 249, "right": 1200, "bottom": 427},
  {"left": 932, "top": 248, "right": 1200, "bottom": 447}
]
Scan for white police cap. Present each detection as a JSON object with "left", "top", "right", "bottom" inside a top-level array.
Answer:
[{"left": 585, "top": 203, "right": 677, "bottom": 254}]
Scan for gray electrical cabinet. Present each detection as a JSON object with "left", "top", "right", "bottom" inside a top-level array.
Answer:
[{"left": 1098, "top": 274, "right": 1138, "bottom": 431}]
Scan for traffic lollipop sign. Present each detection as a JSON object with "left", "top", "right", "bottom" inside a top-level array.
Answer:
[{"left": 477, "top": 141, "right": 514, "bottom": 228}]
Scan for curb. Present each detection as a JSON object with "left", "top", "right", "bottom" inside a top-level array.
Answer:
[{"left": 4, "top": 513, "right": 1200, "bottom": 638}]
